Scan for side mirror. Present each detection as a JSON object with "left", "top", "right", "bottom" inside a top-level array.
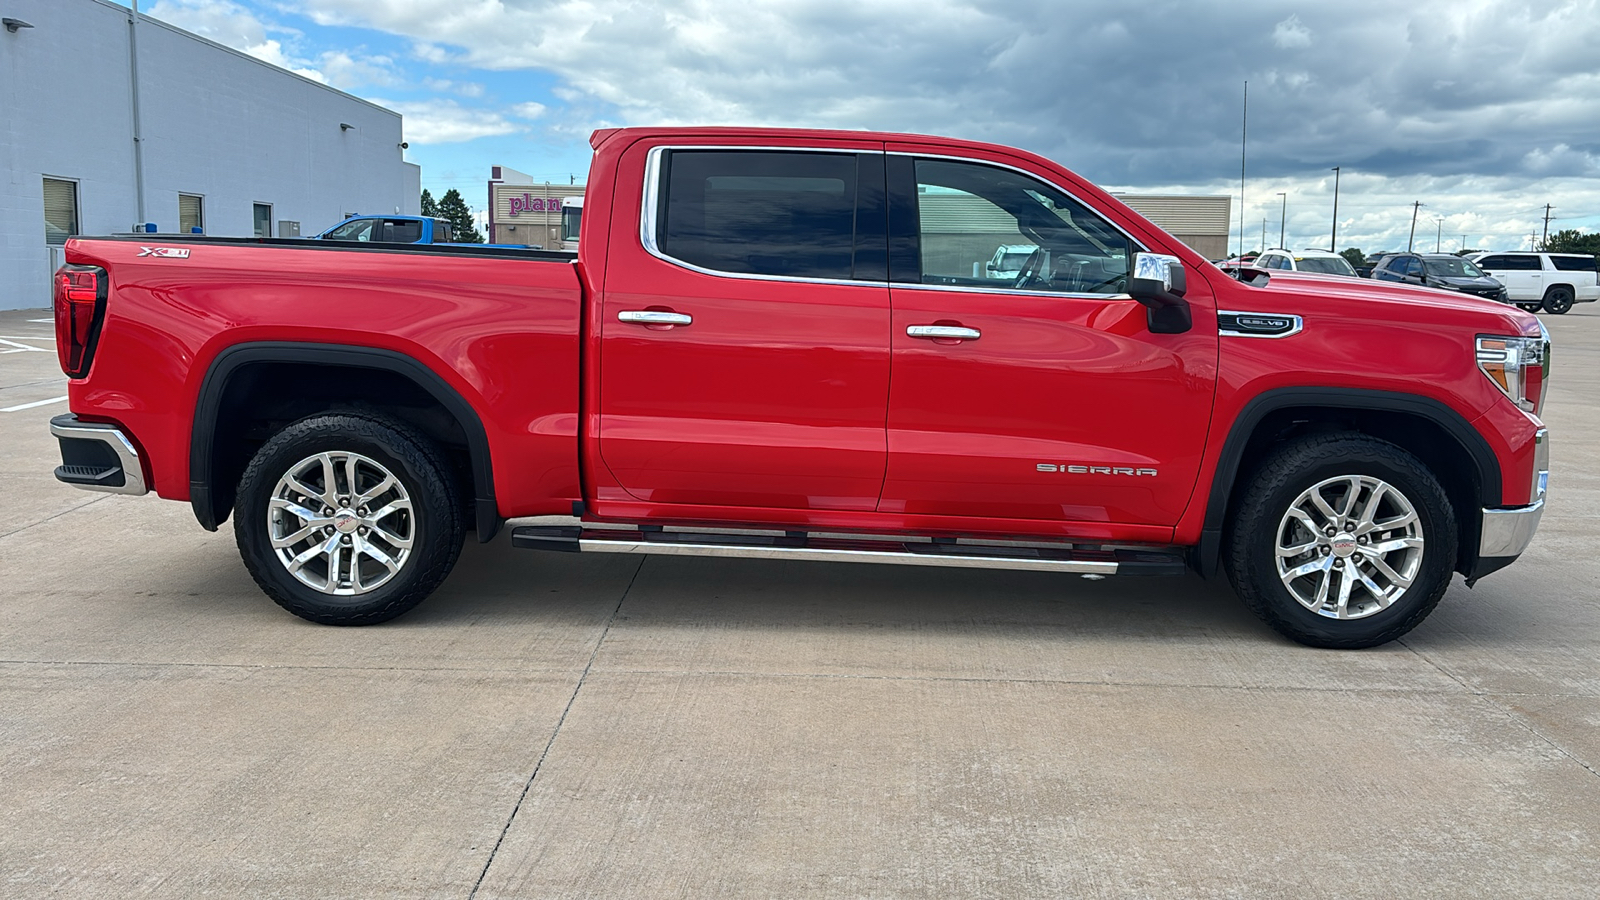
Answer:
[{"left": 1128, "top": 253, "right": 1191, "bottom": 334}]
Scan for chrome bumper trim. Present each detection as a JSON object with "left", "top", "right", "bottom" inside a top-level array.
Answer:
[
  {"left": 1480, "top": 501, "right": 1543, "bottom": 558},
  {"left": 49, "top": 416, "right": 149, "bottom": 496}
]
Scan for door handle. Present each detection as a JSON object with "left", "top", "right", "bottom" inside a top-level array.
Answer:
[
  {"left": 618, "top": 310, "right": 692, "bottom": 326},
  {"left": 907, "top": 324, "right": 980, "bottom": 341}
]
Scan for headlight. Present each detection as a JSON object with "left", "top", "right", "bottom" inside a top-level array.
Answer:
[{"left": 1477, "top": 330, "right": 1550, "bottom": 415}]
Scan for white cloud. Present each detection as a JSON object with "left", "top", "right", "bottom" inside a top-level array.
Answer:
[
  {"left": 377, "top": 98, "right": 526, "bottom": 144},
  {"left": 510, "top": 102, "right": 547, "bottom": 120},
  {"left": 1272, "top": 15, "right": 1312, "bottom": 49}
]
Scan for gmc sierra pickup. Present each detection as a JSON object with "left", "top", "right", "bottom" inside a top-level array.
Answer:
[{"left": 49, "top": 127, "right": 1550, "bottom": 648}]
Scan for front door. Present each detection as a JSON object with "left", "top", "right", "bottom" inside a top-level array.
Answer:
[
  {"left": 597, "top": 145, "right": 891, "bottom": 511},
  {"left": 878, "top": 153, "right": 1217, "bottom": 529}
]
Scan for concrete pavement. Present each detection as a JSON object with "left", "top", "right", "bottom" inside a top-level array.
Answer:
[{"left": 1, "top": 305, "right": 1597, "bottom": 898}]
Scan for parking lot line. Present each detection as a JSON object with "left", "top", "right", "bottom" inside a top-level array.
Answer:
[
  {"left": 0, "top": 338, "right": 52, "bottom": 352},
  {"left": 0, "top": 396, "right": 68, "bottom": 413},
  {"left": 26, "top": 318, "right": 52, "bottom": 323}
]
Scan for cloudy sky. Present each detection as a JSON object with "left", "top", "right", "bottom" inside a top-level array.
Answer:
[{"left": 125, "top": 0, "right": 1600, "bottom": 255}]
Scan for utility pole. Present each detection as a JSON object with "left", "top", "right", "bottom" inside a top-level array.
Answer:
[
  {"left": 1276, "top": 192, "right": 1287, "bottom": 248},
  {"left": 1542, "top": 204, "right": 1554, "bottom": 248},
  {"left": 128, "top": 0, "right": 146, "bottom": 229},
  {"left": 1434, "top": 216, "right": 1443, "bottom": 253},
  {"left": 1238, "top": 81, "right": 1247, "bottom": 267},
  {"left": 1261, "top": 218, "right": 1267, "bottom": 254},
  {"left": 1407, "top": 201, "right": 1424, "bottom": 252},
  {"left": 1330, "top": 166, "right": 1341, "bottom": 253}
]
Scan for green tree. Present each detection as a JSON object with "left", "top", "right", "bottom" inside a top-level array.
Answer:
[
  {"left": 1541, "top": 228, "right": 1600, "bottom": 257},
  {"left": 420, "top": 188, "right": 439, "bottom": 218},
  {"left": 437, "top": 188, "right": 483, "bottom": 243},
  {"left": 1340, "top": 248, "right": 1366, "bottom": 268}
]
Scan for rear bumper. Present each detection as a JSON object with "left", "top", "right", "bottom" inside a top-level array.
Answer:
[{"left": 49, "top": 414, "right": 148, "bottom": 495}]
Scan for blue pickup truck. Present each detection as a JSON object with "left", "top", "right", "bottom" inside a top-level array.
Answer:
[{"left": 315, "top": 215, "right": 537, "bottom": 249}]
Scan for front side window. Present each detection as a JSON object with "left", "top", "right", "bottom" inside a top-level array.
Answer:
[
  {"left": 656, "top": 150, "right": 864, "bottom": 280},
  {"left": 561, "top": 206, "right": 582, "bottom": 241},
  {"left": 44, "top": 177, "right": 79, "bottom": 245},
  {"left": 323, "top": 219, "right": 376, "bottom": 241},
  {"left": 912, "top": 158, "right": 1132, "bottom": 295}
]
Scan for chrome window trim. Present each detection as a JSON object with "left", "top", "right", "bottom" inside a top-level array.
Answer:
[
  {"left": 637, "top": 144, "right": 1156, "bottom": 294},
  {"left": 640, "top": 144, "right": 888, "bottom": 289},
  {"left": 1218, "top": 310, "right": 1304, "bottom": 339}
]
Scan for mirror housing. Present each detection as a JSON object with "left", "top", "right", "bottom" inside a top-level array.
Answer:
[{"left": 1128, "top": 253, "right": 1192, "bottom": 334}]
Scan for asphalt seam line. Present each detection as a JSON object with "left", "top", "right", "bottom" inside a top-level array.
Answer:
[
  {"left": 467, "top": 555, "right": 647, "bottom": 900},
  {"left": 1401, "top": 636, "right": 1600, "bottom": 783}
]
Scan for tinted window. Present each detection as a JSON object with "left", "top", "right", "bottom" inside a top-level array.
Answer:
[
  {"left": 913, "top": 158, "right": 1132, "bottom": 294},
  {"left": 385, "top": 219, "right": 423, "bottom": 243},
  {"left": 1479, "top": 254, "right": 1539, "bottom": 270},
  {"left": 1402, "top": 257, "right": 1425, "bottom": 276},
  {"left": 658, "top": 150, "right": 864, "bottom": 280},
  {"left": 1424, "top": 257, "right": 1485, "bottom": 278},
  {"left": 1296, "top": 256, "right": 1356, "bottom": 276},
  {"left": 1550, "top": 255, "right": 1599, "bottom": 273}
]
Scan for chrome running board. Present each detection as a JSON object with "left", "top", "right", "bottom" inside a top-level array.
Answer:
[{"left": 510, "top": 526, "right": 1185, "bottom": 576}]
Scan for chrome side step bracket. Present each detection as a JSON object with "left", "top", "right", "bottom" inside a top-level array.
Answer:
[{"left": 510, "top": 526, "right": 1185, "bottom": 577}]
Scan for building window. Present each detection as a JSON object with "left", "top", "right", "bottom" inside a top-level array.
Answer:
[
  {"left": 179, "top": 194, "right": 204, "bottom": 234},
  {"left": 253, "top": 203, "right": 273, "bottom": 238},
  {"left": 44, "top": 178, "right": 79, "bottom": 246}
]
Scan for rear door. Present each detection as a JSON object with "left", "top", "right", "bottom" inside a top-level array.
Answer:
[
  {"left": 877, "top": 151, "right": 1216, "bottom": 528},
  {"left": 596, "top": 143, "right": 892, "bottom": 511}
]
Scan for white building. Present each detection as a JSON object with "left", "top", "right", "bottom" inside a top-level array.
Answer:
[{"left": 0, "top": 0, "right": 421, "bottom": 310}]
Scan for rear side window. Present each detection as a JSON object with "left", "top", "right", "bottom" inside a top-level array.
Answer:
[
  {"left": 1550, "top": 255, "right": 1599, "bottom": 273},
  {"left": 1478, "top": 254, "right": 1540, "bottom": 270},
  {"left": 657, "top": 150, "right": 870, "bottom": 281},
  {"left": 384, "top": 219, "right": 423, "bottom": 243}
]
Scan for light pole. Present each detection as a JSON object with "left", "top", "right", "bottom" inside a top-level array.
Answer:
[
  {"left": 1329, "top": 167, "right": 1341, "bottom": 253},
  {"left": 1407, "top": 201, "right": 1424, "bottom": 252},
  {"left": 1261, "top": 218, "right": 1267, "bottom": 255},
  {"left": 1434, "top": 217, "right": 1444, "bottom": 253},
  {"left": 1276, "top": 192, "right": 1287, "bottom": 248}
]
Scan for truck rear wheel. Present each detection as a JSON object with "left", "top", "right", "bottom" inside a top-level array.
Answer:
[
  {"left": 1225, "top": 434, "right": 1456, "bottom": 648},
  {"left": 233, "top": 414, "right": 464, "bottom": 625},
  {"left": 1543, "top": 287, "right": 1574, "bottom": 314}
]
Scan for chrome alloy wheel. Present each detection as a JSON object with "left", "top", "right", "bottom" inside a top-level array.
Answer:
[
  {"left": 1275, "top": 475, "right": 1424, "bottom": 620},
  {"left": 267, "top": 451, "right": 414, "bottom": 596}
]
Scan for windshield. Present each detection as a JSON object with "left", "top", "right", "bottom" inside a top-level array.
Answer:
[
  {"left": 1295, "top": 256, "right": 1355, "bottom": 276},
  {"left": 997, "top": 251, "right": 1034, "bottom": 270},
  {"left": 1424, "top": 258, "right": 1486, "bottom": 278}
]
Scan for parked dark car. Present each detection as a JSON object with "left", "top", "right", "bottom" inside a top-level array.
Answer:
[{"left": 1370, "top": 253, "right": 1509, "bottom": 303}]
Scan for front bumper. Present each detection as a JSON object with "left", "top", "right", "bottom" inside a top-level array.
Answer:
[
  {"left": 1471, "top": 427, "right": 1548, "bottom": 581},
  {"left": 50, "top": 414, "right": 148, "bottom": 495}
]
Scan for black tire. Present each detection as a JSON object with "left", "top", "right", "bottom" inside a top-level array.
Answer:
[
  {"left": 1543, "top": 287, "right": 1574, "bottom": 315},
  {"left": 1224, "top": 434, "right": 1457, "bottom": 649},
  {"left": 234, "top": 413, "right": 464, "bottom": 625}
]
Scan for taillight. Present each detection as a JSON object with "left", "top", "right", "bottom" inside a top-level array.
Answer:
[
  {"left": 53, "top": 264, "right": 106, "bottom": 378},
  {"left": 1476, "top": 328, "right": 1550, "bottom": 416}
]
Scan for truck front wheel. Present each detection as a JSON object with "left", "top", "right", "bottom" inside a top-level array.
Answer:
[
  {"left": 233, "top": 414, "right": 465, "bottom": 625},
  {"left": 1225, "top": 434, "right": 1457, "bottom": 648}
]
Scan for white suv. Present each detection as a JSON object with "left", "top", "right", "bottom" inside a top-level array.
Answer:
[
  {"left": 1468, "top": 251, "right": 1600, "bottom": 314},
  {"left": 1254, "top": 248, "right": 1359, "bottom": 277}
]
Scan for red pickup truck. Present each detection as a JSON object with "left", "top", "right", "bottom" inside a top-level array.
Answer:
[{"left": 49, "top": 126, "right": 1550, "bottom": 648}]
